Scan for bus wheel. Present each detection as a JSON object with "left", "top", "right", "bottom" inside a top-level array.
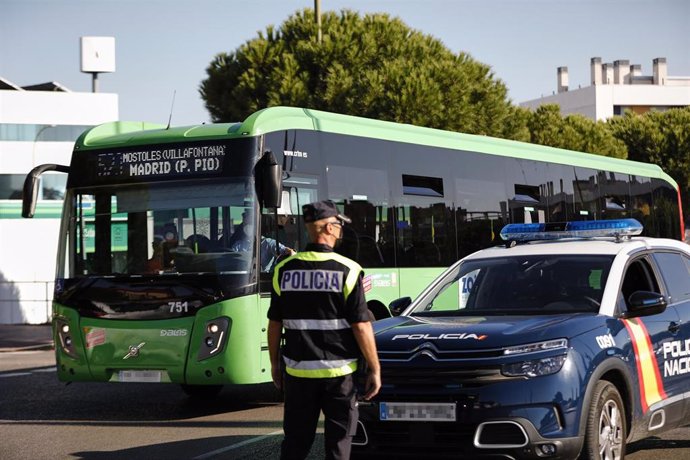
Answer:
[
  {"left": 580, "top": 380, "right": 626, "bottom": 460},
  {"left": 180, "top": 384, "right": 223, "bottom": 399}
]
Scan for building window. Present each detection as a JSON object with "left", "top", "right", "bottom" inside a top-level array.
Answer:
[
  {"left": 0, "top": 124, "right": 93, "bottom": 142},
  {"left": 0, "top": 174, "right": 66, "bottom": 200}
]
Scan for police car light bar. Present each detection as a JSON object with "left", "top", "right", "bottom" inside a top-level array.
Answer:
[{"left": 499, "top": 219, "right": 643, "bottom": 242}]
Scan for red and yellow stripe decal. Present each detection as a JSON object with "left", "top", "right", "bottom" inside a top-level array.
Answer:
[{"left": 622, "top": 318, "right": 667, "bottom": 412}]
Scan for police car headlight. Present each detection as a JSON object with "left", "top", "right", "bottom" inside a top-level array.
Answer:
[
  {"left": 503, "top": 338, "right": 567, "bottom": 355},
  {"left": 502, "top": 355, "right": 567, "bottom": 378}
]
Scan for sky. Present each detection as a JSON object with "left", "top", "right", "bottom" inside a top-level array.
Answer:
[{"left": 2, "top": 0, "right": 689, "bottom": 126}]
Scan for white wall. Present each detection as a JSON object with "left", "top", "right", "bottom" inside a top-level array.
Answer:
[
  {"left": 520, "top": 86, "right": 598, "bottom": 119},
  {"left": 606, "top": 84, "right": 690, "bottom": 107},
  {"left": 0, "top": 88, "right": 118, "bottom": 324},
  {"left": 0, "top": 218, "right": 59, "bottom": 324},
  {"left": 521, "top": 84, "right": 690, "bottom": 121},
  {"left": 0, "top": 141, "right": 74, "bottom": 174},
  {"left": 0, "top": 90, "right": 118, "bottom": 124}
]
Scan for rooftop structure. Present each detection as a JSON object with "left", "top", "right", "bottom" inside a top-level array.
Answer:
[{"left": 521, "top": 57, "right": 690, "bottom": 120}]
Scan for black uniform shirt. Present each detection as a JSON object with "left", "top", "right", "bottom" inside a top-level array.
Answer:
[{"left": 268, "top": 243, "right": 370, "bottom": 374}]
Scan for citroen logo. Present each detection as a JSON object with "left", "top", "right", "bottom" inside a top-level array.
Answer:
[{"left": 123, "top": 342, "right": 146, "bottom": 360}]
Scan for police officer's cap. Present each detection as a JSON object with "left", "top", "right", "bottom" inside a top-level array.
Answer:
[{"left": 302, "top": 200, "right": 352, "bottom": 224}]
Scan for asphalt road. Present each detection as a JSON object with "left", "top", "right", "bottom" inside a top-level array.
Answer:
[{"left": 1, "top": 350, "right": 689, "bottom": 460}]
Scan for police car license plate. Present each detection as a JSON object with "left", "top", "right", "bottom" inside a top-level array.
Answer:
[
  {"left": 118, "top": 370, "right": 162, "bottom": 383},
  {"left": 379, "top": 402, "right": 456, "bottom": 422}
]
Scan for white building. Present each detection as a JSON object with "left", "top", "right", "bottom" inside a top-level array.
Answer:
[
  {"left": 521, "top": 58, "right": 690, "bottom": 120},
  {"left": 0, "top": 78, "right": 118, "bottom": 324}
]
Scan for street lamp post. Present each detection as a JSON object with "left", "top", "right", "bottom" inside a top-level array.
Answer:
[{"left": 315, "top": 0, "right": 322, "bottom": 43}]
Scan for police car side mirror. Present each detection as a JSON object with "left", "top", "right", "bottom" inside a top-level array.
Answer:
[
  {"left": 389, "top": 297, "right": 412, "bottom": 317},
  {"left": 621, "top": 291, "right": 668, "bottom": 319}
]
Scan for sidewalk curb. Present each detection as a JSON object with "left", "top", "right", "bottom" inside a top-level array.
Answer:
[{"left": 0, "top": 343, "right": 55, "bottom": 353}]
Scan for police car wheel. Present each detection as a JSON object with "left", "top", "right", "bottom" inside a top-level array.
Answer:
[
  {"left": 180, "top": 384, "right": 223, "bottom": 399},
  {"left": 581, "top": 380, "right": 626, "bottom": 460}
]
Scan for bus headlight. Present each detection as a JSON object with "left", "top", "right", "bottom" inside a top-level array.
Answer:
[
  {"left": 55, "top": 318, "right": 78, "bottom": 358},
  {"left": 197, "top": 317, "right": 230, "bottom": 361},
  {"left": 502, "top": 355, "right": 567, "bottom": 378}
]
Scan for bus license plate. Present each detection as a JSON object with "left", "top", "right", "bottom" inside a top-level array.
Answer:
[
  {"left": 379, "top": 402, "right": 456, "bottom": 422},
  {"left": 118, "top": 370, "right": 162, "bottom": 383}
]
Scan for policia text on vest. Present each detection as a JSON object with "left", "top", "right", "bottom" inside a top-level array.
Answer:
[{"left": 267, "top": 200, "right": 381, "bottom": 460}]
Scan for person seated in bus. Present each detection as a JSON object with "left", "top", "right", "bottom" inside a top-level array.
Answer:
[
  {"left": 229, "top": 232, "right": 295, "bottom": 272},
  {"left": 259, "top": 237, "right": 296, "bottom": 272},
  {"left": 152, "top": 223, "right": 179, "bottom": 271},
  {"left": 144, "top": 235, "right": 165, "bottom": 273},
  {"left": 221, "top": 210, "right": 295, "bottom": 270},
  {"left": 223, "top": 210, "right": 253, "bottom": 249}
]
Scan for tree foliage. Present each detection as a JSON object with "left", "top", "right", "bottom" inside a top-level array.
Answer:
[
  {"left": 526, "top": 105, "right": 627, "bottom": 158},
  {"left": 200, "top": 8, "right": 690, "bottom": 221},
  {"left": 200, "top": 9, "right": 520, "bottom": 138},
  {"left": 608, "top": 107, "right": 690, "bottom": 207}
]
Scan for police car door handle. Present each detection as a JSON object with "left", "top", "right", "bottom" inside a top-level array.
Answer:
[{"left": 668, "top": 321, "right": 680, "bottom": 334}]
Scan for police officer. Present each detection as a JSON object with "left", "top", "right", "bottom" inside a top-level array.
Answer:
[{"left": 267, "top": 200, "right": 381, "bottom": 460}]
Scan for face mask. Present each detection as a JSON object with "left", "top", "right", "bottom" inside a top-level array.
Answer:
[{"left": 333, "top": 225, "right": 344, "bottom": 248}]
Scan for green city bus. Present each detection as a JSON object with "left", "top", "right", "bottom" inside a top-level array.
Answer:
[{"left": 22, "top": 106, "right": 683, "bottom": 396}]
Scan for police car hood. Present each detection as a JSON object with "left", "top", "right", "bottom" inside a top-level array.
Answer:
[{"left": 374, "top": 313, "right": 597, "bottom": 351}]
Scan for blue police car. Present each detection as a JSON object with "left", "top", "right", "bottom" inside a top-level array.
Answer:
[{"left": 353, "top": 219, "right": 690, "bottom": 460}]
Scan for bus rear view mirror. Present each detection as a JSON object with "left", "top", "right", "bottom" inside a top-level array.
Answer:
[
  {"left": 22, "top": 164, "right": 69, "bottom": 218},
  {"left": 256, "top": 151, "right": 282, "bottom": 209}
]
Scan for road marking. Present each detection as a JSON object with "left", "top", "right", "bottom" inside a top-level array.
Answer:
[
  {"left": 1, "top": 349, "right": 52, "bottom": 354},
  {"left": 192, "top": 430, "right": 283, "bottom": 459},
  {"left": 0, "top": 372, "right": 32, "bottom": 378},
  {"left": 0, "top": 368, "right": 56, "bottom": 378}
]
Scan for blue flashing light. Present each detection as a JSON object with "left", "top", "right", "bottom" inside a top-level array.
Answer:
[{"left": 500, "top": 219, "right": 643, "bottom": 242}]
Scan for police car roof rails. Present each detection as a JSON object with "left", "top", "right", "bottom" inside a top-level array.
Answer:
[{"left": 500, "top": 219, "right": 643, "bottom": 246}]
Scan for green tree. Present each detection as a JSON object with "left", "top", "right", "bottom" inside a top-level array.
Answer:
[
  {"left": 608, "top": 107, "right": 690, "bottom": 209},
  {"left": 526, "top": 105, "right": 627, "bottom": 158},
  {"left": 200, "top": 9, "right": 520, "bottom": 138}
]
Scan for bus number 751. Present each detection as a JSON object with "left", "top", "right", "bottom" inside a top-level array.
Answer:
[{"left": 168, "top": 301, "right": 189, "bottom": 313}]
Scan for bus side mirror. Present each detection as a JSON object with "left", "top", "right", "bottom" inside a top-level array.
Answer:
[
  {"left": 22, "top": 164, "right": 69, "bottom": 218},
  {"left": 256, "top": 151, "right": 282, "bottom": 209}
]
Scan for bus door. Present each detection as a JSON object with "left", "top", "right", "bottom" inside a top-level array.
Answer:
[{"left": 258, "top": 175, "right": 318, "bottom": 366}]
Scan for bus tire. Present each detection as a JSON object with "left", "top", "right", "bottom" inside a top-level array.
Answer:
[
  {"left": 580, "top": 380, "right": 626, "bottom": 460},
  {"left": 367, "top": 300, "right": 391, "bottom": 320},
  {"left": 180, "top": 384, "right": 224, "bottom": 399}
]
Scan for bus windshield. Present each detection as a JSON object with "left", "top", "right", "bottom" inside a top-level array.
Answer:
[{"left": 61, "top": 178, "right": 258, "bottom": 278}]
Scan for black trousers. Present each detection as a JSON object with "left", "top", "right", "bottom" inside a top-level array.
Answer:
[{"left": 281, "top": 373, "right": 358, "bottom": 460}]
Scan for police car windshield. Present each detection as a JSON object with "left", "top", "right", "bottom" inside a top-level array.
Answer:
[{"left": 410, "top": 254, "right": 614, "bottom": 316}]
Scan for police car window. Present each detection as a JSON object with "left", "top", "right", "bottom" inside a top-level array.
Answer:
[
  {"left": 651, "top": 252, "right": 690, "bottom": 303},
  {"left": 410, "top": 255, "right": 614, "bottom": 316},
  {"left": 621, "top": 258, "right": 660, "bottom": 308}
]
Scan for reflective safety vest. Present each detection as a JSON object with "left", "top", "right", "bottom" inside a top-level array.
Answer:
[{"left": 269, "top": 245, "right": 368, "bottom": 378}]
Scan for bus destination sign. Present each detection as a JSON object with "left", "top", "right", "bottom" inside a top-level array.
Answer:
[{"left": 96, "top": 143, "right": 226, "bottom": 179}]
